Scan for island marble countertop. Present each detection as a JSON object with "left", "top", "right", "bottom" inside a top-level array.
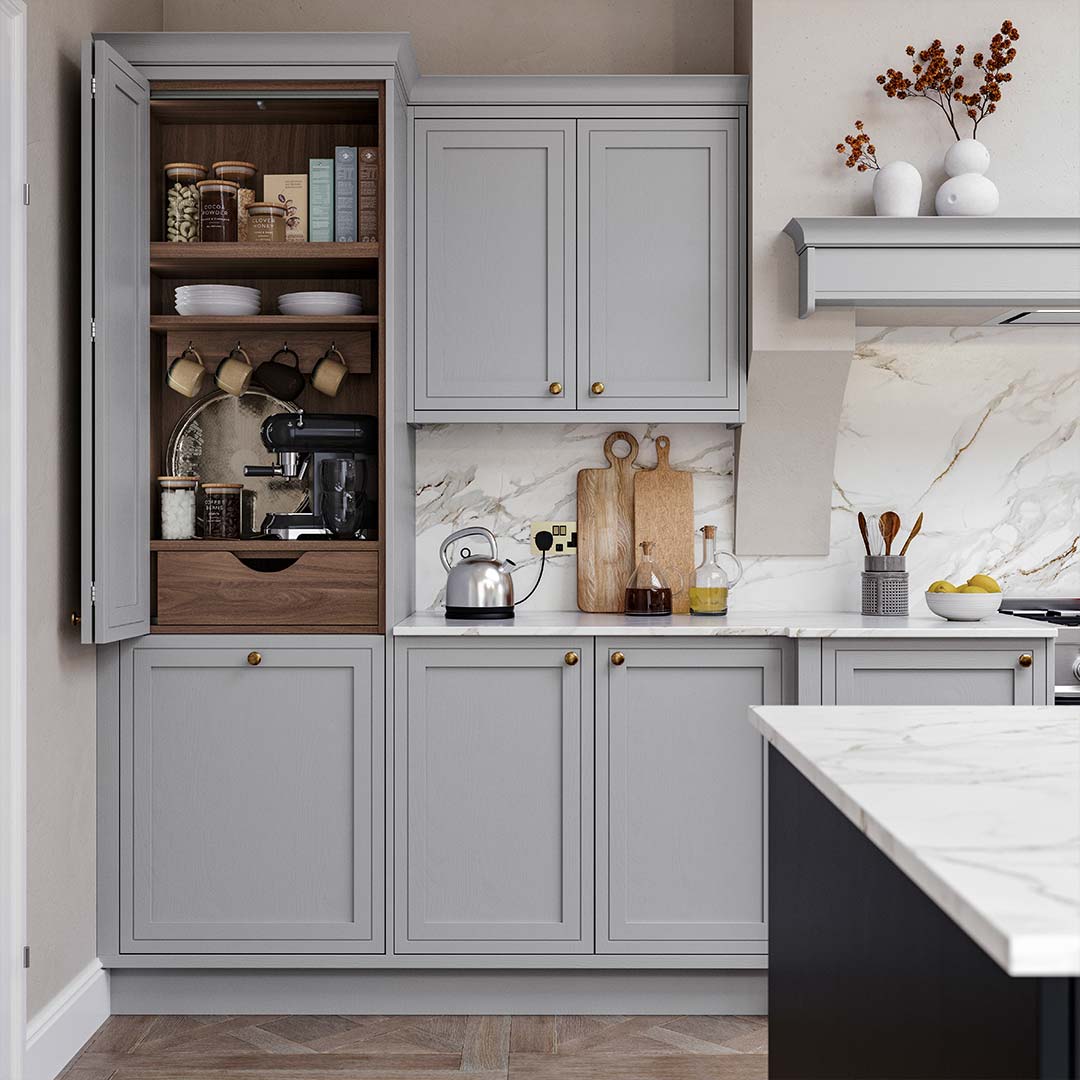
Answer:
[
  {"left": 393, "top": 611, "right": 1057, "bottom": 638},
  {"left": 749, "top": 704, "right": 1080, "bottom": 977}
]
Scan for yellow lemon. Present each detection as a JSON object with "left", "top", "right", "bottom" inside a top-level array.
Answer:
[
  {"left": 967, "top": 573, "right": 1001, "bottom": 593},
  {"left": 957, "top": 584, "right": 988, "bottom": 594},
  {"left": 927, "top": 580, "right": 958, "bottom": 593}
]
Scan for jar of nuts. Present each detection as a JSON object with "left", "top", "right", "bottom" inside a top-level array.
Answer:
[{"left": 164, "top": 162, "right": 206, "bottom": 242}]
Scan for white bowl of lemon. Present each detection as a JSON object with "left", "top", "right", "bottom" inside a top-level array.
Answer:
[{"left": 925, "top": 574, "right": 1003, "bottom": 621}]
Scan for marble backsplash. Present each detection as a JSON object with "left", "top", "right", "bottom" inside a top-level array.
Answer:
[{"left": 415, "top": 325, "right": 1080, "bottom": 612}]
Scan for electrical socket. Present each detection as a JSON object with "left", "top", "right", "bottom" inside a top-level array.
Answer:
[{"left": 530, "top": 521, "right": 577, "bottom": 556}]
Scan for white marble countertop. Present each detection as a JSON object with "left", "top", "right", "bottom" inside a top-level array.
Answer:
[
  {"left": 393, "top": 611, "right": 1057, "bottom": 639},
  {"left": 749, "top": 705, "right": 1080, "bottom": 977}
]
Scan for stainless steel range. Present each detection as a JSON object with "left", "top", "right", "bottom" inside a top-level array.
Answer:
[{"left": 999, "top": 598, "right": 1080, "bottom": 704}]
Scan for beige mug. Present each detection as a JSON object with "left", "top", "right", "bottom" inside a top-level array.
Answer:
[
  {"left": 214, "top": 344, "right": 253, "bottom": 397},
  {"left": 310, "top": 344, "right": 348, "bottom": 397},
  {"left": 166, "top": 344, "right": 207, "bottom": 398}
]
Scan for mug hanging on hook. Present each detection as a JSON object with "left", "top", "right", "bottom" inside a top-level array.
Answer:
[
  {"left": 310, "top": 342, "right": 348, "bottom": 398},
  {"left": 214, "top": 342, "right": 253, "bottom": 397},
  {"left": 166, "top": 342, "right": 207, "bottom": 398},
  {"left": 253, "top": 342, "right": 305, "bottom": 400}
]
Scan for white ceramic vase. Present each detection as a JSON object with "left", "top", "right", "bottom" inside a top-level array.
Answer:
[
  {"left": 872, "top": 160, "right": 922, "bottom": 216},
  {"left": 935, "top": 138, "right": 1000, "bottom": 216}
]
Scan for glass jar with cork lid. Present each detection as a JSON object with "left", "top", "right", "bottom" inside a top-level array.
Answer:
[
  {"left": 197, "top": 179, "right": 239, "bottom": 242},
  {"left": 212, "top": 161, "right": 256, "bottom": 240},
  {"left": 163, "top": 162, "right": 206, "bottom": 242},
  {"left": 246, "top": 202, "right": 287, "bottom": 243}
]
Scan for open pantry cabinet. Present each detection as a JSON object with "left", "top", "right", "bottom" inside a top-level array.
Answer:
[{"left": 82, "top": 39, "right": 394, "bottom": 641}]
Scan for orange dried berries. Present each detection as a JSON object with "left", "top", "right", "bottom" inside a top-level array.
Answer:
[{"left": 836, "top": 119, "right": 881, "bottom": 172}]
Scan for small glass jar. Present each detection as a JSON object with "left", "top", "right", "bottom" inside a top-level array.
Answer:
[
  {"left": 158, "top": 476, "right": 198, "bottom": 539},
  {"left": 163, "top": 162, "right": 206, "bottom": 242},
  {"left": 203, "top": 483, "right": 243, "bottom": 538},
  {"left": 246, "top": 202, "right": 287, "bottom": 243},
  {"left": 213, "top": 161, "right": 257, "bottom": 240},
  {"left": 196, "top": 179, "right": 239, "bottom": 242}
]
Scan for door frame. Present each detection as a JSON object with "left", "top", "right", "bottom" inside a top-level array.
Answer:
[{"left": 0, "top": 0, "right": 28, "bottom": 1075}]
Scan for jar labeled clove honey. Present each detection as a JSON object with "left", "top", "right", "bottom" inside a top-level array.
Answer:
[{"left": 246, "top": 201, "right": 287, "bottom": 243}]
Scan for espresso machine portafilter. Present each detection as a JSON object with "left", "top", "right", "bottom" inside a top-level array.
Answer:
[{"left": 244, "top": 412, "right": 378, "bottom": 540}]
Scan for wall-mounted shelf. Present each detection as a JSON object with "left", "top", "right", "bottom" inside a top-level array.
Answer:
[
  {"left": 150, "top": 315, "right": 379, "bottom": 334},
  {"left": 784, "top": 217, "right": 1080, "bottom": 318},
  {"left": 150, "top": 241, "right": 380, "bottom": 278}
]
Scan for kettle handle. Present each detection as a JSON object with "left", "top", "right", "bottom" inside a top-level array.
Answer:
[{"left": 439, "top": 526, "right": 498, "bottom": 573}]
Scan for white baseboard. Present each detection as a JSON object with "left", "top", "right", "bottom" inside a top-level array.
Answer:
[{"left": 25, "top": 961, "right": 110, "bottom": 1080}]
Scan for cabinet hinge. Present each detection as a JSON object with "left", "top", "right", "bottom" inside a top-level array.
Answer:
[
  {"left": 23, "top": 183, "right": 29, "bottom": 207},
  {"left": 90, "top": 76, "right": 97, "bottom": 96},
  {"left": 90, "top": 318, "right": 96, "bottom": 342},
  {"left": 23, "top": 946, "right": 29, "bottom": 969},
  {"left": 90, "top": 582, "right": 97, "bottom": 604}
]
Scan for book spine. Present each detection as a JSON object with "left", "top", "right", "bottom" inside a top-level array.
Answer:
[
  {"left": 308, "top": 159, "right": 334, "bottom": 243},
  {"left": 358, "top": 147, "right": 379, "bottom": 243},
  {"left": 334, "top": 146, "right": 357, "bottom": 243}
]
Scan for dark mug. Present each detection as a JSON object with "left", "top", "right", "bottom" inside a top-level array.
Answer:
[{"left": 253, "top": 345, "right": 305, "bottom": 401}]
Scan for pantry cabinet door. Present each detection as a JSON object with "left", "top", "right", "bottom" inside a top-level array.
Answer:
[
  {"left": 596, "top": 640, "right": 786, "bottom": 953},
  {"left": 81, "top": 40, "right": 150, "bottom": 643},
  {"left": 823, "top": 640, "right": 1043, "bottom": 706},
  {"left": 413, "top": 120, "right": 576, "bottom": 412},
  {"left": 122, "top": 640, "right": 384, "bottom": 952},
  {"left": 395, "top": 639, "right": 592, "bottom": 952},
  {"left": 577, "top": 118, "right": 744, "bottom": 413}
]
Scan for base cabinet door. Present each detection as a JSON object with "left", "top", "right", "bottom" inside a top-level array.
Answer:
[
  {"left": 596, "top": 640, "right": 788, "bottom": 954},
  {"left": 823, "top": 640, "right": 1045, "bottom": 705},
  {"left": 395, "top": 639, "right": 592, "bottom": 953},
  {"left": 121, "top": 638, "right": 384, "bottom": 954}
]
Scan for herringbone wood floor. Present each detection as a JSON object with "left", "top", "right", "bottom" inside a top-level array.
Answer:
[{"left": 60, "top": 1013, "right": 768, "bottom": 1079}]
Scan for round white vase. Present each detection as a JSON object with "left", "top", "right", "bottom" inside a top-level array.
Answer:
[
  {"left": 936, "top": 138, "right": 999, "bottom": 216},
  {"left": 872, "top": 160, "right": 922, "bottom": 216}
]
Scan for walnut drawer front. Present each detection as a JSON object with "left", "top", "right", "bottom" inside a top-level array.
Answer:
[{"left": 155, "top": 549, "right": 379, "bottom": 627}]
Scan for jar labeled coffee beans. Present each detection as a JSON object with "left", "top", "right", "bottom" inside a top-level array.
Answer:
[
  {"left": 203, "top": 483, "right": 243, "bottom": 538},
  {"left": 196, "top": 179, "right": 239, "bottom": 242},
  {"left": 164, "top": 163, "right": 206, "bottom": 242}
]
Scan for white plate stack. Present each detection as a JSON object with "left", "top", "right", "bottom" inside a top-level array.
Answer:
[
  {"left": 278, "top": 291, "right": 363, "bottom": 316},
  {"left": 175, "top": 284, "right": 261, "bottom": 316}
]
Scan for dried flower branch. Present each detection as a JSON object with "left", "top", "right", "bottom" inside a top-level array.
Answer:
[
  {"left": 836, "top": 120, "right": 881, "bottom": 171},
  {"left": 876, "top": 19, "right": 1019, "bottom": 140}
]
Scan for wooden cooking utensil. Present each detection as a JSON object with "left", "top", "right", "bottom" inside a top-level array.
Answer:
[
  {"left": 880, "top": 511, "right": 901, "bottom": 556},
  {"left": 899, "top": 511, "right": 924, "bottom": 557},
  {"left": 577, "top": 431, "right": 639, "bottom": 613},
  {"left": 633, "top": 434, "right": 695, "bottom": 614},
  {"left": 857, "top": 512, "right": 871, "bottom": 557}
]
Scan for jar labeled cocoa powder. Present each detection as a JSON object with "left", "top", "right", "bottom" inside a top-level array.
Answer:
[
  {"left": 196, "top": 179, "right": 239, "bottom": 242},
  {"left": 213, "top": 161, "right": 257, "bottom": 240}
]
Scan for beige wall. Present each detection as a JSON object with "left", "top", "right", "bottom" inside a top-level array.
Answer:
[
  {"left": 164, "top": 0, "right": 735, "bottom": 74},
  {"left": 26, "top": 0, "right": 162, "bottom": 1017},
  {"left": 749, "top": 0, "right": 1080, "bottom": 349}
]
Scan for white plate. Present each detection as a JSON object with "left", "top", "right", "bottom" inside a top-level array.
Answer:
[
  {"left": 278, "top": 290, "right": 359, "bottom": 301},
  {"left": 176, "top": 303, "right": 262, "bottom": 316},
  {"left": 278, "top": 302, "right": 363, "bottom": 313},
  {"left": 177, "top": 284, "right": 260, "bottom": 293},
  {"left": 176, "top": 288, "right": 260, "bottom": 299}
]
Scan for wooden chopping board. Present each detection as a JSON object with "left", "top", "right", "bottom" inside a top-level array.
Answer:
[
  {"left": 634, "top": 434, "right": 695, "bottom": 614},
  {"left": 577, "top": 431, "right": 639, "bottom": 613}
]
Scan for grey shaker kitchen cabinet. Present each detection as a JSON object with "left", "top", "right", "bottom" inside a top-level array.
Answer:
[
  {"left": 81, "top": 40, "right": 151, "bottom": 643},
  {"left": 577, "top": 119, "right": 744, "bottom": 414},
  {"left": 394, "top": 639, "right": 593, "bottom": 953},
  {"left": 595, "top": 639, "right": 791, "bottom": 954},
  {"left": 822, "top": 639, "right": 1048, "bottom": 706},
  {"left": 412, "top": 119, "right": 576, "bottom": 412},
  {"left": 118, "top": 638, "right": 384, "bottom": 954}
]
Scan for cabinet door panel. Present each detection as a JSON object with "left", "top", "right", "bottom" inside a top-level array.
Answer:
[
  {"left": 82, "top": 41, "right": 150, "bottom": 642},
  {"left": 578, "top": 119, "right": 743, "bottom": 411},
  {"left": 123, "top": 642, "right": 383, "bottom": 953},
  {"left": 597, "top": 641, "right": 783, "bottom": 953},
  {"left": 824, "top": 643, "right": 1039, "bottom": 706},
  {"left": 414, "top": 120, "right": 575, "bottom": 410},
  {"left": 395, "top": 640, "right": 592, "bottom": 953}
]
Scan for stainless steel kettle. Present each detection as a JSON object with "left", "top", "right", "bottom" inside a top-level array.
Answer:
[{"left": 440, "top": 526, "right": 517, "bottom": 619}]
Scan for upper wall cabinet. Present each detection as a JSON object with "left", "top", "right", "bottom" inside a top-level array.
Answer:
[{"left": 411, "top": 104, "right": 746, "bottom": 424}]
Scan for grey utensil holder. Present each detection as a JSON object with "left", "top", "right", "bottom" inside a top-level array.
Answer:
[{"left": 862, "top": 556, "right": 909, "bottom": 616}]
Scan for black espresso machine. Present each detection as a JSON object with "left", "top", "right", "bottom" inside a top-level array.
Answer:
[{"left": 244, "top": 412, "right": 377, "bottom": 540}]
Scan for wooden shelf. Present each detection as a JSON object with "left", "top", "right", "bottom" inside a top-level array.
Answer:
[
  {"left": 151, "top": 314, "right": 379, "bottom": 334},
  {"left": 150, "top": 242, "right": 380, "bottom": 278},
  {"left": 151, "top": 539, "right": 381, "bottom": 552}
]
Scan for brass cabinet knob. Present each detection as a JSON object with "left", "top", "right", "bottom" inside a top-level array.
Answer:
[
  {"left": 247, "top": 651, "right": 262, "bottom": 667},
  {"left": 591, "top": 381, "right": 605, "bottom": 395},
  {"left": 549, "top": 381, "right": 563, "bottom": 396},
  {"left": 564, "top": 651, "right": 579, "bottom": 666},
  {"left": 611, "top": 651, "right": 625, "bottom": 666},
  {"left": 70, "top": 611, "right": 81, "bottom": 627},
  {"left": 1018, "top": 653, "right": 1033, "bottom": 668}
]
